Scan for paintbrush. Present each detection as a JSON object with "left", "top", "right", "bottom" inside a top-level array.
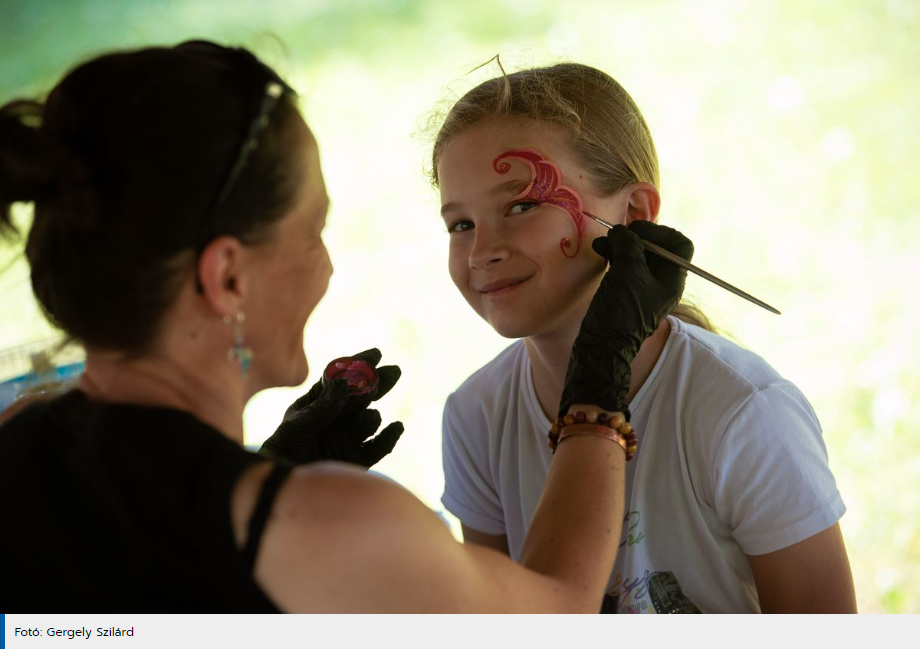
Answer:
[{"left": 583, "top": 212, "right": 781, "bottom": 316}]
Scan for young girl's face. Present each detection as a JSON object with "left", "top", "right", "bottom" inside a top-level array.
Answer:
[{"left": 437, "top": 118, "right": 612, "bottom": 339}]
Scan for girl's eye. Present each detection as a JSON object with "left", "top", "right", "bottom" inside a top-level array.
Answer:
[
  {"left": 447, "top": 220, "right": 474, "bottom": 234},
  {"left": 507, "top": 201, "right": 539, "bottom": 216}
]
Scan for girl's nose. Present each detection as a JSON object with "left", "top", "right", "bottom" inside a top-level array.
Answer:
[{"left": 469, "top": 225, "right": 511, "bottom": 270}]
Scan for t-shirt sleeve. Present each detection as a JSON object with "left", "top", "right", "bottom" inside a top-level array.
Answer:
[
  {"left": 711, "top": 383, "right": 845, "bottom": 556},
  {"left": 440, "top": 393, "right": 506, "bottom": 536}
]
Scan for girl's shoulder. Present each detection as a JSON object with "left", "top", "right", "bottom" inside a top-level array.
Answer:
[
  {"left": 658, "top": 317, "right": 821, "bottom": 449},
  {"left": 665, "top": 316, "right": 788, "bottom": 393}
]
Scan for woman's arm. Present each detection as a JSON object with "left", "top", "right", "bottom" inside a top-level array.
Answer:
[
  {"left": 251, "top": 432, "right": 624, "bottom": 613},
  {"left": 748, "top": 523, "right": 856, "bottom": 613},
  {"left": 461, "top": 525, "right": 509, "bottom": 555}
]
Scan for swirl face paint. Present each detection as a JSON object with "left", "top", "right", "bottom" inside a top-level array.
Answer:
[{"left": 492, "top": 148, "right": 587, "bottom": 258}]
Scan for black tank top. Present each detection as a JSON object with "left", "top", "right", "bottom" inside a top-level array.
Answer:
[{"left": 0, "top": 390, "right": 289, "bottom": 612}]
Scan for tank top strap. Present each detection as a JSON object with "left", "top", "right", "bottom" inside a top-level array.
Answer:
[{"left": 243, "top": 463, "right": 292, "bottom": 571}]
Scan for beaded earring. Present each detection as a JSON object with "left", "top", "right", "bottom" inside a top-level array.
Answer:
[{"left": 224, "top": 311, "right": 253, "bottom": 378}]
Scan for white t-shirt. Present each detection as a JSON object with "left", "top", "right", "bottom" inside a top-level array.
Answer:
[{"left": 441, "top": 316, "right": 845, "bottom": 613}]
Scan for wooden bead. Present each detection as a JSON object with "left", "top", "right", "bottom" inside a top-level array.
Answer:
[
  {"left": 586, "top": 411, "right": 599, "bottom": 423},
  {"left": 575, "top": 411, "right": 587, "bottom": 423}
]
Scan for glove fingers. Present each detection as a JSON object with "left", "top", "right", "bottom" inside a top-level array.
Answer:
[
  {"left": 353, "top": 409, "right": 383, "bottom": 443},
  {"left": 628, "top": 220, "right": 694, "bottom": 262},
  {"left": 351, "top": 348, "right": 383, "bottom": 367},
  {"left": 288, "top": 377, "right": 326, "bottom": 415},
  {"left": 340, "top": 365, "right": 401, "bottom": 413},
  {"left": 360, "top": 421, "right": 404, "bottom": 467},
  {"left": 591, "top": 234, "right": 611, "bottom": 258},
  {"left": 648, "top": 259, "right": 688, "bottom": 299},
  {"left": 370, "top": 365, "right": 401, "bottom": 402},
  {"left": 596, "top": 224, "right": 646, "bottom": 266},
  {"left": 642, "top": 246, "right": 687, "bottom": 289},
  {"left": 263, "top": 382, "right": 347, "bottom": 457},
  {"left": 627, "top": 221, "right": 692, "bottom": 294},
  {"left": 304, "top": 378, "right": 350, "bottom": 427}
]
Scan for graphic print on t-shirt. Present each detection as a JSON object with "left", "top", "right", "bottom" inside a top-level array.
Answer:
[
  {"left": 603, "top": 570, "right": 701, "bottom": 614},
  {"left": 620, "top": 510, "right": 645, "bottom": 548},
  {"left": 600, "top": 510, "right": 701, "bottom": 613}
]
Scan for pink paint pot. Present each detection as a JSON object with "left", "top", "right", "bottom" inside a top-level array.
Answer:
[{"left": 322, "top": 357, "right": 379, "bottom": 397}]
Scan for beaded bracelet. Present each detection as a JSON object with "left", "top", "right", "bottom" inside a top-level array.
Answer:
[
  {"left": 548, "top": 410, "right": 638, "bottom": 460},
  {"left": 557, "top": 423, "right": 629, "bottom": 453}
]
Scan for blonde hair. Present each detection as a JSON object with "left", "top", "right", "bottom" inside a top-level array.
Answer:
[{"left": 430, "top": 60, "right": 715, "bottom": 333}]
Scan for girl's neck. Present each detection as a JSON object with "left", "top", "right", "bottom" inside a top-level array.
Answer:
[{"left": 525, "top": 317, "right": 672, "bottom": 422}]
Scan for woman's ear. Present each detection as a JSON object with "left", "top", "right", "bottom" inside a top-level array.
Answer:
[
  {"left": 625, "top": 182, "right": 661, "bottom": 224},
  {"left": 197, "top": 236, "right": 246, "bottom": 316}
]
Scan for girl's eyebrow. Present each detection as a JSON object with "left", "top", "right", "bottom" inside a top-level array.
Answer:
[
  {"left": 492, "top": 177, "right": 531, "bottom": 197},
  {"left": 440, "top": 178, "right": 531, "bottom": 216}
]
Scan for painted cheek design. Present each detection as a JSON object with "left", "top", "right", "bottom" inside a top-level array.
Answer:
[{"left": 493, "top": 147, "right": 587, "bottom": 258}]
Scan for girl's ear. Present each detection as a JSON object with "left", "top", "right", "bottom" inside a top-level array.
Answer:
[
  {"left": 197, "top": 236, "right": 247, "bottom": 316},
  {"left": 624, "top": 182, "right": 661, "bottom": 224}
]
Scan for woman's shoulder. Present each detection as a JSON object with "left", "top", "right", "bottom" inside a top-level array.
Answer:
[
  {"left": 234, "top": 461, "right": 413, "bottom": 549},
  {"left": 248, "top": 463, "right": 451, "bottom": 612},
  {"left": 232, "top": 461, "right": 389, "bottom": 536},
  {"left": 281, "top": 462, "right": 406, "bottom": 508},
  {"left": 0, "top": 390, "right": 90, "bottom": 451}
]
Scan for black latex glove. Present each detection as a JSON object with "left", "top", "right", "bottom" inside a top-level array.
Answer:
[
  {"left": 258, "top": 348, "right": 404, "bottom": 468},
  {"left": 559, "top": 220, "right": 693, "bottom": 417}
]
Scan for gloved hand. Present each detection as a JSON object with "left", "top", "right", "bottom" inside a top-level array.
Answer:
[
  {"left": 559, "top": 220, "right": 693, "bottom": 417},
  {"left": 259, "top": 348, "right": 404, "bottom": 468}
]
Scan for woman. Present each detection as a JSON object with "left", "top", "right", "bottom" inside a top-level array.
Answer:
[
  {"left": 0, "top": 42, "right": 684, "bottom": 612},
  {"left": 432, "top": 62, "right": 856, "bottom": 613}
]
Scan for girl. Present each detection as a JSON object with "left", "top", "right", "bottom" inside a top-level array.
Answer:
[{"left": 432, "top": 62, "right": 856, "bottom": 613}]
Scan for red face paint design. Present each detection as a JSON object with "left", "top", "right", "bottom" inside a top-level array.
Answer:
[{"left": 492, "top": 148, "right": 587, "bottom": 258}]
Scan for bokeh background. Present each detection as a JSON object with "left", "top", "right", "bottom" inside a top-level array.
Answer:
[{"left": 0, "top": 0, "right": 918, "bottom": 613}]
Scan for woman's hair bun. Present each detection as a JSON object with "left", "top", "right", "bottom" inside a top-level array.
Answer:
[{"left": 0, "top": 99, "right": 93, "bottom": 237}]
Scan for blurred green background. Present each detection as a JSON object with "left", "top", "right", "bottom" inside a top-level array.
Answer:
[{"left": 0, "top": 0, "right": 918, "bottom": 613}]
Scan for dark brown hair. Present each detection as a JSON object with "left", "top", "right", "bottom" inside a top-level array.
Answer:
[
  {"left": 0, "top": 41, "right": 305, "bottom": 352},
  {"left": 430, "top": 61, "right": 715, "bottom": 332}
]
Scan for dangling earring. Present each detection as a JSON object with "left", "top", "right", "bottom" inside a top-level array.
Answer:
[{"left": 224, "top": 311, "right": 253, "bottom": 379}]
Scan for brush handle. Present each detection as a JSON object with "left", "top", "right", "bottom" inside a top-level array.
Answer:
[{"left": 583, "top": 212, "right": 781, "bottom": 315}]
